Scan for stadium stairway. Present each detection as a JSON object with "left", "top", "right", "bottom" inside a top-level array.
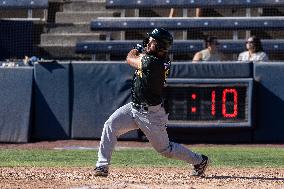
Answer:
[{"left": 40, "top": 0, "right": 121, "bottom": 60}]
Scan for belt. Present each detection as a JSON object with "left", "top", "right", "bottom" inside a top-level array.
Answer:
[{"left": 131, "top": 102, "right": 162, "bottom": 112}]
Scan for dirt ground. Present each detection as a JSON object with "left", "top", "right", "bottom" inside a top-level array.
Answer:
[{"left": 0, "top": 140, "right": 283, "bottom": 189}]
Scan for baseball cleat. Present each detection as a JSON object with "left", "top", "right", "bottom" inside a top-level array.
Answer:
[
  {"left": 94, "top": 166, "right": 109, "bottom": 177},
  {"left": 191, "top": 155, "right": 209, "bottom": 177}
]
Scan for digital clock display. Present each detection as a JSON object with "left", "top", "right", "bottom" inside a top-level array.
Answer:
[{"left": 164, "top": 79, "right": 253, "bottom": 127}]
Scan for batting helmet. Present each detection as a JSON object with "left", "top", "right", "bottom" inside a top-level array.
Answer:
[{"left": 147, "top": 28, "right": 173, "bottom": 50}]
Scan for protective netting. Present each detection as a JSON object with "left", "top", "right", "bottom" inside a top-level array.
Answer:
[{"left": 0, "top": 0, "right": 283, "bottom": 63}]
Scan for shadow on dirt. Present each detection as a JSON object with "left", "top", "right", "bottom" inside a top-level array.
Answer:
[{"left": 206, "top": 175, "right": 284, "bottom": 181}]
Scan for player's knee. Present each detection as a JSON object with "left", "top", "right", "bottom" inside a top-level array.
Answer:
[
  {"left": 158, "top": 143, "right": 173, "bottom": 158},
  {"left": 104, "top": 118, "right": 113, "bottom": 128},
  {"left": 104, "top": 118, "right": 117, "bottom": 134},
  {"left": 103, "top": 120, "right": 111, "bottom": 131}
]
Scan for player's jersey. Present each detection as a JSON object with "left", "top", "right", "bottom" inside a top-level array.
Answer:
[{"left": 131, "top": 54, "right": 171, "bottom": 106}]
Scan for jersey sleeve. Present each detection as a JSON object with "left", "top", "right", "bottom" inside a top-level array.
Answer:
[{"left": 141, "top": 55, "right": 154, "bottom": 70}]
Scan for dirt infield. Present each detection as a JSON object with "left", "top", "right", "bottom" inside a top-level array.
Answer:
[
  {"left": 1, "top": 167, "right": 284, "bottom": 189},
  {"left": 0, "top": 140, "right": 283, "bottom": 189}
]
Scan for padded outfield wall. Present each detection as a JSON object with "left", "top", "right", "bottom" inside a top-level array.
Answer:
[{"left": 0, "top": 61, "right": 284, "bottom": 143}]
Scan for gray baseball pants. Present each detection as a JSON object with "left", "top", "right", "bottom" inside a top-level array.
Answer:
[{"left": 96, "top": 102, "right": 203, "bottom": 167}]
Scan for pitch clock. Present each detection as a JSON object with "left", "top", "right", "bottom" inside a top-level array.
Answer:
[{"left": 164, "top": 78, "right": 253, "bottom": 128}]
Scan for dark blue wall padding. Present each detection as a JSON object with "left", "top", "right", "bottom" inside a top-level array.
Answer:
[
  {"left": 169, "top": 62, "right": 253, "bottom": 78},
  {"left": 106, "top": 0, "right": 284, "bottom": 9},
  {"left": 0, "top": 67, "right": 33, "bottom": 143},
  {"left": 33, "top": 61, "right": 70, "bottom": 140},
  {"left": 168, "top": 128, "right": 252, "bottom": 143},
  {"left": 71, "top": 62, "right": 139, "bottom": 139},
  {"left": 91, "top": 17, "right": 284, "bottom": 31},
  {"left": 253, "top": 63, "right": 284, "bottom": 142},
  {"left": 0, "top": 20, "right": 34, "bottom": 60},
  {"left": 0, "top": 0, "right": 48, "bottom": 9},
  {"left": 76, "top": 40, "right": 284, "bottom": 55}
]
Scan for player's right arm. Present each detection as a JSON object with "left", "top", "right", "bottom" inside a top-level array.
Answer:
[{"left": 126, "top": 49, "right": 144, "bottom": 69}]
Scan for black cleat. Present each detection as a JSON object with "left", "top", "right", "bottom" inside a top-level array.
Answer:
[
  {"left": 94, "top": 166, "right": 109, "bottom": 177},
  {"left": 192, "top": 155, "right": 209, "bottom": 177}
]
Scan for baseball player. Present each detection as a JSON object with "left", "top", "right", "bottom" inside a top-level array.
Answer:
[{"left": 94, "top": 28, "right": 209, "bottom": 177}]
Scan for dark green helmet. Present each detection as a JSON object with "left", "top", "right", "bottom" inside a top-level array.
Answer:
[{"left": 147, "top": 28, "right": 173, "bottom": 50}]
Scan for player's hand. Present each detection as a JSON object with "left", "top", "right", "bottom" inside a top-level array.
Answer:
[
  {"left": 128, "top": 48, "right": 140, "bottom": 57},
  {"left": 133, "top": 44, "right": 144, "bottom": 53},
  {"left": 126, "top": 49, "right": 143, "bottom": 69}
]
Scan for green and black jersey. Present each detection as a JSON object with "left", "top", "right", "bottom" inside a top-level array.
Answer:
[{"left": 131, "top": 54, "right": 171, "bottom": 106}]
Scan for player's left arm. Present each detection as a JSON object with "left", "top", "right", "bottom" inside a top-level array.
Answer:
[{"left": 126, "top": 49, "right": 145, "bottom": 69}]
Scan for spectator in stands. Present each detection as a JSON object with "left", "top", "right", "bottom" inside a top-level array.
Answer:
[
  {"left": 23, "top": 55, "right": 39, "bottom": 66},
  {"left": 192, "top": 36, "right": 224, "bottom": 62},
  {"left": 196, "top": 8, "right": 202, "bottom": 17},
  {"left": 238, "top": 36, "right": 269, "bottom": 62}
]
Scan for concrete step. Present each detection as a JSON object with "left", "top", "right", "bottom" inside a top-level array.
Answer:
[
  {"left": 45, "top": 23, "right": 122, "bottom": 39},
  {"left": 0, "top": 9, "right": 45, "bottom": 19},
  {"left": 55, "top": 11, "right": 120, "bottom": 24},
  {"left": 63, "top": 1, "right": 110, "bottom": 12},
  {"left": 40, "top": 44, "right": 107, "bottom": 60},
  {"left": 41, "top": 33, "right": 103, "bottom": 46},
  {"left": 47, "top": 23, "right": 92, "bottom": 33},
  {"left": 86, "top": 0, "right": 106, "bottom": 2},
  {"left": 40, "top": 44, "right": 93, "bottom": 60},
  {"left": 277, "top": 7, "right": 284, "bottom": 14},
  {"left": 262, "top": 31, "right": 284, "bottom": 39},
  {"left": 215, "top": 8, "right": 260, "bottom": 17},
  {"left": 48, "top": 0, "right": 67, "bottom": 3}
]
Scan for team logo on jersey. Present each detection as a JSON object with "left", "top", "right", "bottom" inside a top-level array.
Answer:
[
  {"left": 164, "top": 60, "right": 171, "bottom": 80},
  {"left": 136, "top": 69, "right": 143, "bottom": 78}
]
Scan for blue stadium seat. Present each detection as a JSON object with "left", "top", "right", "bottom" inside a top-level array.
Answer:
[
  {"left": 106, "top": 0, "right": 284, "bottom": 9},
  {"left": 76, "top": 40, "right": 284, "bottom": 54},
  {"left": 0, "top": 0, "right": 48, "bottom": 9},
  {"left": 91, "top": 17, "right": 284, "bottom": 31}
]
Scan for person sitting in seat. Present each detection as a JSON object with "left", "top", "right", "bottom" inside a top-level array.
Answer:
[
  {"left": 192, "top": 36, "right": 224, "bottom": 63},
  {"left": 238, "top": 36, "right": 269, "bottom": 62}
]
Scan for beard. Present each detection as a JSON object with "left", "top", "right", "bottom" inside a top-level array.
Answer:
[{"left": 145, "top": 46, "right": 157, "bottom": 56}]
